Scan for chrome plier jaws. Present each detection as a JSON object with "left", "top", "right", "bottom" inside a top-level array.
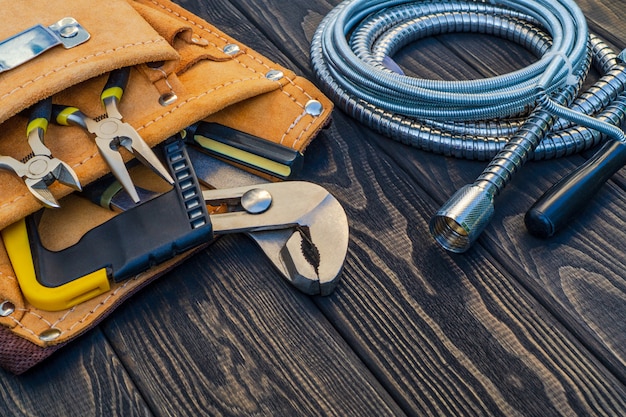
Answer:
[
  {"left": 0, "top": 98, "right": 81, "bottom": 208},
  {"left": 52, "top": 67, "right": 174, "bottom": 203},
  {"left": 206, "top": 181, "right": 349, "bottom": 295}
]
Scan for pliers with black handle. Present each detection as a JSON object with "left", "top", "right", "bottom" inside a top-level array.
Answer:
[{"left": 52, "top": 67, "right": 174, "bottom": 203}]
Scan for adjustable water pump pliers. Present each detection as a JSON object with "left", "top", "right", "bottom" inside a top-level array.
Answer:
[
  {"left": 1, "top": 137, "right": 349, "bottom": 311},
  {"left": 52, "top": 67, "right": 174, "bottom": 202},
  {"left": 0, "top": 98, "right": 82, "bottom": 208}
]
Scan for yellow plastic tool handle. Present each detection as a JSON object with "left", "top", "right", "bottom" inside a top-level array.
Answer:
[
  {"left": 25, "top": 98, "right": 51, "bottom": 138},
  {"left": 100, "top": 67, "right": 129, "bottom": 106},
  {"left": 1, "top": 219, "right": 110, "bottom": 311}
]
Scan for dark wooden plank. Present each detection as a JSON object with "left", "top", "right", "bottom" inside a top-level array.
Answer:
[
  {"left": 0, "top": 330, "right": 153, "bottom": 416},
  {"left": 306, "top": 114, "right": 626, "bottom": 416},
  {"left": 102, "top": 236, "right": 404, "bottom": 417},
  {"left": 577, "top": 0, "right": 626, "bottom": 51},
  {"left": 345, "top": 0, "right": 626, "bottom": 381},
  {"left": 222, "top": 0, "right": 626, "bottom": 413},
  {"left": 99, "top": 1, "right": 405, "bottom": 415},
  {"left": 3, "top": 1, "right": 626, "bottom": 417},
  {"left": 232, "top": 0, "right": 626, "bottom": 383}
]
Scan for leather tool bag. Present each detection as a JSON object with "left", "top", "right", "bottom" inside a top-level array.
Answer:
[{"left": 0, "top": 0, "right": 333, "bottom": 374}]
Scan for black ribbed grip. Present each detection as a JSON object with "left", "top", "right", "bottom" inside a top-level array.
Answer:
[{"left": 28, "top": 135, "right": 213, "bottom": 287}]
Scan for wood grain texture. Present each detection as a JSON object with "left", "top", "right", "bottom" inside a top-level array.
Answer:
[
  {"left": 0, "top": 330, "right": 152, "bottom": 416},
  {"left": 3, "top": 0, "right": 626, "bottom": 416},
  {"left": 222, "top": 0, "right": 626, "bottom": 413},
  {"left": 305, "top": 114, "right": 626, "bottom": 416},
  {"left": 102, "top": 237, "right": 404, "bottom": 417}
]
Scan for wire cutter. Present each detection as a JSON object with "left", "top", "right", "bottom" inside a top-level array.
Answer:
[
  {"left": 52, "top": 67, "right": 174, "bottom": 203},
  {"left": 0, "top": 98, "right": 81, "bottom": 208}
]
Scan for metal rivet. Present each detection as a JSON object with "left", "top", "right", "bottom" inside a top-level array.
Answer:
[
  {"left": 0, "top": 301, "right": 15, "bottom": 317},
  {"left": 39, "top": 328, "right": 62, "bottom": 342},
  {"left": 241, "top": 189, "right": 272, "bottom": 214},
  {"left": 60, "top": 25, "right": 79, "bottom": 39},
  {"left": 223, "top": 43, "right": 241, "bottom": 55},
  {"left": 191, "top": 37, "right": 209, "bottom": 46},
  {"left": 56, "top": 18, "right": 79, "bottom": 38},
  {"left": 265, "top": 70, "right": 284, "bottom": 81},
  {"left": 159, "top": 92, "right": 178, "bottom": 106},
  {"left": 305, "top": 100, "right": 323, "bottom": 116}
]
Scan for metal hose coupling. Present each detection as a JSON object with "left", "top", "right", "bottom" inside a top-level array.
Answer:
[{"left": 430, "top": 184, "right": 495, "bottom": 253}]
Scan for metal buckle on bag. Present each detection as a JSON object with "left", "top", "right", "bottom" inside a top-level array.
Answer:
[{"left": 0, "top": 17, "right": 90, "bottom": 73}]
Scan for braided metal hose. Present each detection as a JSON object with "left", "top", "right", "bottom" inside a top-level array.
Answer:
[{"left": 311, "top": 0, "right": 626, "bottom": 252}]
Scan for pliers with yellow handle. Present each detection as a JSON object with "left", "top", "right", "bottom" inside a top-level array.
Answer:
[
  {"left": 52, "top": 67, "right": 174, "bottom": 203},
  {"left": 0, "top": 97, "right": 82, "bottom": 208}
]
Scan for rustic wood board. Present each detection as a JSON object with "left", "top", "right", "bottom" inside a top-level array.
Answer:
[
  {"left": 224, "top": 0, "right": 626, "bottom": 412},
  {"left": 0, "top": 330, "right": 153, "bottom": 416},
  {"left": 2, "top": 0, "right": 626, "bottom": 416}
]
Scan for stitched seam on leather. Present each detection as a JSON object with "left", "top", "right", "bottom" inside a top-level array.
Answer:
[
  {"left": 0, "top": 39, "right": 168, "bottom": 102},
  {"left": 0, "top": 270, "right": 17, "bottom": 283},
  {"left": 0, "top": 77, "right": 266, "bottom": 243},
  {"left": 6, "top": 276, "right": 138, "bottom": 340},
  {"left": 147, "top": 0, "right": 321, "bottom": 148},
  {"left": 137, "top": 76, "right": 264, "bottom": 130},
  {"left": 2, "top": 5, "right": 327, "bottom": 341},
  {"left": 284, "top": 77, "right": 316, "bottom": 102},
  {"left": 65, "top": 278, "right": 137, "bottom": 332},
  {"left": 279, "top": 111, "right": 317, "bottom": 149},
  {"left": 0, "top": 192, "right": 29, "bottom": 210},
  {"left": 146, "top": 1, "right": 225, "bottom": 48},
  {"left": 50, "top": 309, "right": 74, "bottom": 329},
  {"left": 6, "top": 310, "right": 54, "bottom": 338},
  {"left": 276, "top": 81, "right": 322, "bottom": 148},
  {"left": 147, "top": 1, "right": 279, "bottom": 75},
  {"left": 5, "top": 315, "right": 38, "bottom": 337}
]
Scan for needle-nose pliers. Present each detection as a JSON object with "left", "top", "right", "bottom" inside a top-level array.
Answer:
[{"left": 52, "top": 67, "right": 174, "bottom": 203}]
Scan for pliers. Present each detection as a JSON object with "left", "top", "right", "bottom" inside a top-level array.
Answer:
[
  {"left": 82, "top": 142, "right": 349, "bottom": 295},
  {"left": 52, "top": 67, "right": 174, "bottom": 203},
  {"left": 0, "top": 98, "right": 81, "bottom": 208},
  {"left": 2, "top": 137, "right": 349, "bottom": 311},
  {"left": 205, "top": 181, "right": 349, "bottom": 295}
]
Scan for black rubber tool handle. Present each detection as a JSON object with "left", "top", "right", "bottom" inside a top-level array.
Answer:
[
  {"left": 101, "top": 67, "right": 130, "bottom": 102},
  {"left": 525, "top": 140, "right": 626, "bottom": 238},
  {"left": 26, "top": 97, "right": 52, "bottom": 132},
  {"left": 28, "top": 136, "right": 213, "bottom": 287}
]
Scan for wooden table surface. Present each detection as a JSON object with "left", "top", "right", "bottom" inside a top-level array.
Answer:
[{"left": 3, "top": 0, "right": 626, "bottom": 415}]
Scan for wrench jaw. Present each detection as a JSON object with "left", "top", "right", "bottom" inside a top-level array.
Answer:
[
  {"left": 243, "top": 187, "right": 349, "bottom": 296},
  {"left": 246, "top": 228, "right": 322, "bottom": 294},
  {"left": 292, "top": 192, "right": 349, "bottom": 296},
  {"left": 281, "top": 230, "right": 323, "bottom": 294}
]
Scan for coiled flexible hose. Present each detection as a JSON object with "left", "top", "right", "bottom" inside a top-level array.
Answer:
[{"left": 311, "top": 0, "right": 626, "bottom": 252}]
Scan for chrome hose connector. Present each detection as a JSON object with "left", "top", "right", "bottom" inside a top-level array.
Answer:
[{"left": 429, "top": 185, "right": 495, "bottom": 253}]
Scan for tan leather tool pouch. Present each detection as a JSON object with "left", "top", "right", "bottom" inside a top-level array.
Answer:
[{"left": 0, "top": 0, "right": 333, "bottom": 374}]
